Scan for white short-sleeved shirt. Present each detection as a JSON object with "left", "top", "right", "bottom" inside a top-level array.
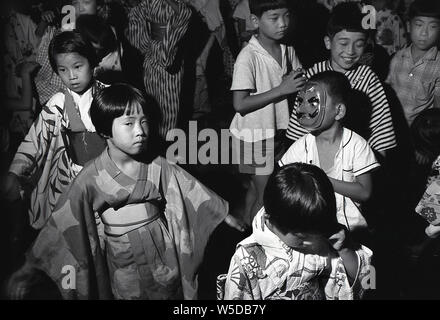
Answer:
[
  {"left": 279, "top": 128, "right": 380, "bottom": 230},
  {"left": 230, "top": 35, "right": 302, "bottom": 142}
]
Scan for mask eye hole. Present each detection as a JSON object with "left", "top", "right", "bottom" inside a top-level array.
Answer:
[{"left": 308, "top": 97, "right": 319, "bottom": 106}]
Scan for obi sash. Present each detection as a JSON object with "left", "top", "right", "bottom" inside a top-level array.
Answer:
[
  {"left": 101, "top": 201, "right": 161, "bottom": 237},
  {"left": 150, "top": 22, "right": 167, "bottom": 41},
  {"left": 61, "top": 90, "right": 106, "bottom": 166}
]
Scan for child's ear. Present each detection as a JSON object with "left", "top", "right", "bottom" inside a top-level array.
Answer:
[
  {"left": 324, "top": 36, "right": 332, "bottom": 50},
  {"left": 335, "top": 103, "right": 346, "bottom": 121},
  {"left": 250, "top": 14, "right": 259, "bottom": 30}
]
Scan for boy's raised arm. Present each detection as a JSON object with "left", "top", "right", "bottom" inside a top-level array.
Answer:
[{"left": 233, "top": 70, "right": 306, "bottom": 116}]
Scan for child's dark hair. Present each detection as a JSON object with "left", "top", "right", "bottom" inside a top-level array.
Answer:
[
  {"left": 76, "top": 14, "right": 118, "bottom": 62},
  {"left": 249, "top": 0, "right": 288, "bottom": 17},
  {"left": 411, "top": 108, "right": 440, "bottom": 162},
  {"left": 308, "top": 71, "right": 352, "bottom": 107},
  {"left": 90, "top": 83, "right": 151, "bottom": 137},
  {"left": 264, "top": 163, "right": 338, "bottom": 236},
  {"left": 48, "top": 30, "right": 98, "bottom": 74},
  {"left": 326, "top": 2, "right": 369, "bottom": 38},
  {"left": 408, "top": 0, "right": 440, "bottom": 20}
]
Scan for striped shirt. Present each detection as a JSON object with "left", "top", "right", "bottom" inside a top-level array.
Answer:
[
  {"left": 386, "top": 45, "right": 440, "bottom": 126},
  {"left": 286, "top": 61, "right": 397, "bottom": 153}
]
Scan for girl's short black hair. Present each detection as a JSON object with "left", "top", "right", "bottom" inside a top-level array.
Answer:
[
  {"left": 411, "top": 108, "right": 440, "bottom": 162},
  {"left": 48, "top": 30, "right": 98, "bottom": 74},
  {"left": 75, "top": 14, "right": 118, "bottom": 62},
  {"left": 249, "top": 0, "right": 289, "bottom": 17},
  {"left": 90, "top": 83, "right": 151, "bottom": 137},
  {"left": 264, "top": 163, "right": 338, "bottom": 236},
  {"left": 326, "top": 2, "right": 369, "bottom": 38},
  {"left": 409, "top": 0, "right": 440, "bottom": 20}
]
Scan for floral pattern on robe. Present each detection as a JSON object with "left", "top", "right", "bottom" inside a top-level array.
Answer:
[
  {"left": 222, "top": 209, "right": 373, "bottom": 300},
  {"left": 26, "top": 149, "right": 229, "bottom": 299}
]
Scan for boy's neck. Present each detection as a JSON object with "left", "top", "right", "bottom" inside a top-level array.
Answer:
[
  {"left": 411, "top": 44, "right": 431, "bottom": 63},
  {"left": 256, "top": 33, "right": 281, "bottom": 53},
  {"left": 315, "top": 123, "right": 343, "bottom": 144},
  {"left": 330, "top": 60, "right": 350, "bottom": 74}
]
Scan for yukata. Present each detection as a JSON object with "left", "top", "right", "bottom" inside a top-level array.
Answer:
[
  {"left": 25, "top": 149, "right": 229, "bottom": 299},
  {"left": 9, "top": 81, "right": 106, "bottom": 229},
  {"left": 127, "top": 0, "right": 192, "bottom": 139},
  {"left": 222, "top": 208, "right": 372, "bottom": 300},
  {"left": 416, "top": 155, "right": 440, "bottom": 227}
]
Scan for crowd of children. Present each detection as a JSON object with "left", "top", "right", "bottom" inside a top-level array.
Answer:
[{"left": 0, "top": 0, "right": 439, "bottom": 300}]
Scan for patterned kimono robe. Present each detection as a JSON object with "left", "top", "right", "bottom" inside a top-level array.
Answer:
[
  {"left": 26, "top": 149, "right": 229, "bottom": 300},
  {"left": 127, "top": 0, "right": 192, "bottom": 138},
  {"left": 9, "top": 81, "right": 106, "bottom": 229},
  {"left": 416, "top": 155, "right": 440, "bottom": 226},
  {"left": 223, "top": 209, "right": 373, "bottom": 300}
]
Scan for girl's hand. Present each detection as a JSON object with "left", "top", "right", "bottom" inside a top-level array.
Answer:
[
  {"left": 328, "top": 226, "right": 349, "bottom": 252},
  {"left": 41, "top": 10, "right": 56, "bottom": 24},
  {"left": 1, "top": 173, "right": 22, "bottom": 202},
  {"left": 224, "top": 214, "right": 246, "bottom": 232},
  {"left": 6, "top": 264, "right": 36, "bottom": 300}
]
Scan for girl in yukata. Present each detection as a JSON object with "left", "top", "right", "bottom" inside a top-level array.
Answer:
[
  {"left": 1, "top": 31, "right": 107, "bottom": 230},
  {"left": 222, "top": 163, "right": 372, "bottom": 300},
  {"left": 7, "top": 83, "right": 244, "bottom": 300}
]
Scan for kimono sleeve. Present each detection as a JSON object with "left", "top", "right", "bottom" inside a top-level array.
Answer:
[
  {"left": 9, "top": 96, "right": 63, "bottom": 179},
  {"left": 322, "top": 245, "right": 373, "bottom": 300},
  {"left": 160, "top": 159, "right": 229, "bottom": 299},
  {"left": 224, "top": 246, "right": 260, "bottom": 300},
  {"left": 25, "top": 170, "right": 112, "bottom": 299},
  {"left": 416, "top": 157, "right": 440, "bottom": 226}
]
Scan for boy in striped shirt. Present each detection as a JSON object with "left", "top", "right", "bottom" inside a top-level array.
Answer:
[{"left": 285, "top": 3, "right": 396, "bottom": 157}]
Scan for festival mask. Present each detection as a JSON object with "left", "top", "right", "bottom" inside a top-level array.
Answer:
[{"left": 296, "top": 82, "right": 327, "bottom": 130}]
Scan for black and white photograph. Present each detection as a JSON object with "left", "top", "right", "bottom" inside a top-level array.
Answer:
[{"left": 0, "top": 0, "right": 439, "bottom": 308}]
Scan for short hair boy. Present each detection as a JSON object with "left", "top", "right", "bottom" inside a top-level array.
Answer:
[
  {"left": 387, "top": 0, "right": 440, "bottom": 126},
  {"left": 280, "top": 71, "right": 380, "bottom": 232},
  {"left": 230, "top": 0, "right": 306, "bottom": 225},
  {"left": 223, "top": 163, "right": 373, "bottom": 300},
  {"left": 286, "top": 2, "right": 397, "bottom": 157}
]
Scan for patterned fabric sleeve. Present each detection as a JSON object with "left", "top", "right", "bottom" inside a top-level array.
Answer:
[
  {"left": 323, "top": 245, "right": 373, "bottom": 300},
  {"left": 224, "top": 246, "right": 260, "bottom": 300},
  {"left": 160, "top": 158, "right": 229, "bottom": 299},
  {"left": 9, "top": 102, "right": 61, "bottom": 178},
  {"left": 416, "top": 156, "right": 440, "bottom": 226}
]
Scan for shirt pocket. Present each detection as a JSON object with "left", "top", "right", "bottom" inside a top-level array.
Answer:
[{"left": 415, "top": 79, "right": 435, "bottom": 105}]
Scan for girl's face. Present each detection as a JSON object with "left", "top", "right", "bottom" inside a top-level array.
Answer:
[
  {"left": 73, "top": 0, "right": 97, "bottom": 18},
  {"left": 55, "top": 52, "right": 93, "bottom": 95},
  {"left": 109, "top": 104, "right": 149, "bottom": 157}
]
